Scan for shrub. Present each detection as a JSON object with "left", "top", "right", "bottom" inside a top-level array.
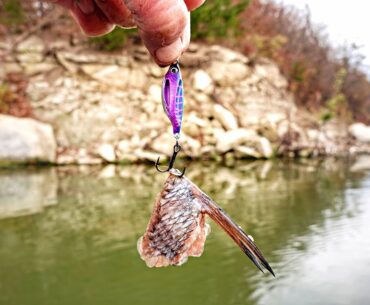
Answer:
[
  {"left": 0, "top": 0, "right": 24, "bottom": 25},
  {"left": 191, "top": 0, "right": 250, "bottom": 40},
  {"left": 240, "top": 0, "right": 370, "bottom": 123},
  {"left": 0, "top": 73, "right": 32, "bottom": 118}
]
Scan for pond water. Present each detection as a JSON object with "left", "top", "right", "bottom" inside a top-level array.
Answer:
[{"left": 0, "top": 158, "right": 370, "bottom": 305}]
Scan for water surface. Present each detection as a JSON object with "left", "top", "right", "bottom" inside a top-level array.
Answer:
[{"left": 0, "top": 158, "right": 369, "bottom": 305}]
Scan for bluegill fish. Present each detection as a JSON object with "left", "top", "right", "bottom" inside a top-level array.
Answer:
[
  {"left": 161, "top": 62, "right": 184, "bottom": 137},
  {"left": 138, "top": 169, "right": 275, "bottom": 276}
]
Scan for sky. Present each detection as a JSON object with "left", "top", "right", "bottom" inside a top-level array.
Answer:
[{"left": 278, "top": 0, "right": 370, "bottom": 72}]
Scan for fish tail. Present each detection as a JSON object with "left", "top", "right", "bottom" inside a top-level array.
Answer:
[{"left": 200, "top": 193, "right": 275, "bottom": 276}]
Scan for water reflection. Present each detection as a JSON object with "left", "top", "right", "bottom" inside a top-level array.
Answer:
[{"left": 0, "top": 158, "right": 369, "bottom": 305}]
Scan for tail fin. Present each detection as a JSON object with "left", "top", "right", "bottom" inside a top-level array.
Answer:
[{"left": 198, "top": 192, "right": 275, "bottom": 276}]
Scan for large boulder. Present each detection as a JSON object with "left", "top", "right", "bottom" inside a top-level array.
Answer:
[
  {"left": 216, "top": 128, "right": 257, "bottom": 153},
  {"left": 0, "top": 115, "right": 56, "bottom": 164}
]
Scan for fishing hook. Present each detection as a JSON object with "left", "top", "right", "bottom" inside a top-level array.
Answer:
[{"left": 155, "top": 141, "right": 186, "bottom": 177}]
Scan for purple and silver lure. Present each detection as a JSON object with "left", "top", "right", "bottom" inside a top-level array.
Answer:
[{"left": 162, "top": 61, "right": 184, "bottom": 138}]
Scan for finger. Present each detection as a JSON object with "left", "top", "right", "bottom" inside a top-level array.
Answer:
[
  {"left": 70, "top": 1, "right": 114, "bottom": 36},
  {"left": 183, "top": 0, "right": 205, "bottom": 11},
  {"left": 156, "top": 10, "right": 189, "bottom": 65},
  {"left": 94, "top": 0, "right": 136, "bottom": 28},
  {"left": 124, "top": 0, "right": 188, "bottom": 65},
  {"left": 155, "top": 38, "right": 183, "bottom": 66},
  {"left": 152, "top": 10, "right": 190, "bottom": 65},
  {"left": 76, "top": 0, "right": 95, "bottom": 14}
]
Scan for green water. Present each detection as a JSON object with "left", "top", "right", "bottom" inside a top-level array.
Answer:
[{"left": 0, "top": 158, "right": 370, "bottom": 305}]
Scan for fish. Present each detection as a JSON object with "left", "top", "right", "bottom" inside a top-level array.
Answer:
[
  {"left": 137, "top": 169, "right": 275, "bottom": 276},
  {"left": 161, "top": 62, "right": 184, "bottom": 137}
]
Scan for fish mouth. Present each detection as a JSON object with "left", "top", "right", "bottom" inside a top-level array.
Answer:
[{"left": 169, "top": 168, "right": 184, "bottom": 176}]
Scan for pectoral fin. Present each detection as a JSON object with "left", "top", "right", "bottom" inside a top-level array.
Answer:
[{"left": 192, "top": 185, "right": 275, "bottom": 276}]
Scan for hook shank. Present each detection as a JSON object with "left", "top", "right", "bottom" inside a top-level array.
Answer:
[{"left": 155, "top": 141, "right": 186, "bottom": 177}]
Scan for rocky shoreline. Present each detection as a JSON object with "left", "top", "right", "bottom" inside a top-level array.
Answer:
[{"left": 1, "top": 36, "right": 370, "bottom": 165}]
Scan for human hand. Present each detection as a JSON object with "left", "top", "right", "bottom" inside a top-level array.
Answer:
[{"left": 50, "top": 0, "right": 205, "bottom": 66}]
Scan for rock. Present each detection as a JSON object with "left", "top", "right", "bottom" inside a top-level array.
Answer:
[
  {"left": 192, "top": 70, "right": 213, "bottom": 92},
  {"left": 56, "top": 153, "right": 76, "bottom": 165},
  {"left": 254, "top": 60, "right": 288, "bottom": 88},
  {"left": 151, "top": 133, "right": 174, "bottom": 155},
  {"left": 97, "top": 144, "right": 116, "bottom": 162},
  {"left": 182, "top": 121, "right": 200, "bottom": 138},
  {"left": 16, "top": 36, "right": 44, "bottom": 63},
  {"left": 349, "top": 123, "right": 370, "bottom": 143},
  {"left": 22, "top": 62, "right": 56, "bottom": 75},
  {"left": 59, "top": 51, "right": 121, "bottom": 65},
  {"left": 8, "top": 42, "right": 355, "bottom": 162},
  {"left": 74, "top": 148, "right": 103, "bottom": 164},
  {"left": 148, "top": 84, "right": 162, "bottom": 103},
  {"left": 216, "top": 128, "right": 257, "bottom": 153},
  {"left": 180, "top": 44, "right": 209, "bottom": 67},
  {"left": 17, "top": 52, "right": 43, "bottom": 64},
  {"left": 307, "top": 129, "right": 326, "bottom": 143},
  {"left": 207, "top": 61, "right": 249, "bottom": 86},
  {"left": 0, "top": 115, "right": 56, "bottom": 164},
  {"left": 235, "top": 146, "right": 262, "bottom": 159},
  {"left": 187, "top": 112, "right": 208, "bottom": 128},
  {"left": 135, "top": 150, "right": 163, "bottom": 162},
  {"left": 183, "top": 135, "right": 202, "bottom": 157},
  {"left": 213, "top": 87, "right": 237, "bottom": 105},
  {"left": 146, "top": 64, "right": 164, "bottom": 78},
  {"left": 117, "top": 140, "right": 132, "bottom": 155},
  {"left": 1, "top": 63, "right": 22, "bottom": 77},
  {"left": 256, "top": 123, "right": 280, "bottom": 143},
  {"left": 277, "top": 120, "right": 304, "bottom": 140},
  {"left": 200, "top": 145, "right": 215, "bottom": 155},
  {"left": 257, "top": 137, "right": 274, "bottom": 158},
  {"left": 16, "top": 36, "right": 45, "bottom": 54},
  {"left": 208, "top": 45, "right": 249, "bottom": 63},
  {"left": 55, "top": 52, "right": 78, "bottom": 74},
  {"left": 213, "top": 104, "right": 238, "bottom": 130},
  {"left": 81, "top": 65, "right": 148, "bottom": 89}
]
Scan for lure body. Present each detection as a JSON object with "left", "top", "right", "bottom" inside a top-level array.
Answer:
[
  {"left": 138, "top": 169, "right": 274, "bottom": 276},
  {"left": 162, "top": 62, "right": 184, "bottom": 136}
]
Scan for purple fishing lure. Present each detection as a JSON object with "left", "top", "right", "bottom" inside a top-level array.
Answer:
[{"left": 162, "top": 62, "right": 184, "bottom": 136}]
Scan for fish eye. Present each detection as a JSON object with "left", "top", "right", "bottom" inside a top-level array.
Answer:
[{"left": 171, "top": 67, "right": 178, "bottom": 73}]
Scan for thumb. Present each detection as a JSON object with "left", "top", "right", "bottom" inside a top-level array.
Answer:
[{"left": 124, "top": 0, "right": 189, "bottom": 66}]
